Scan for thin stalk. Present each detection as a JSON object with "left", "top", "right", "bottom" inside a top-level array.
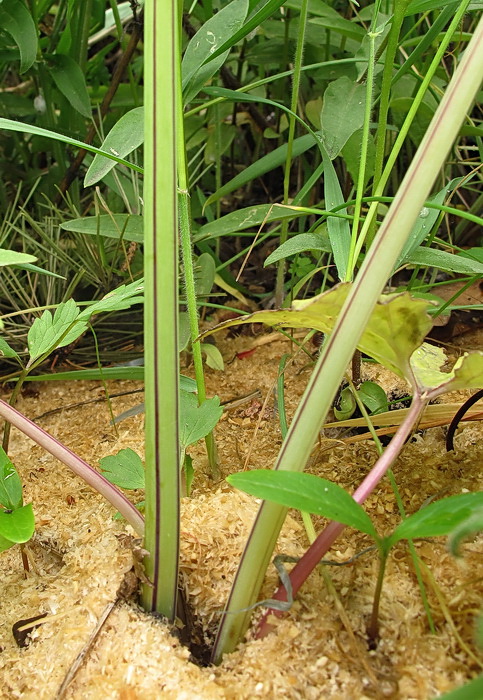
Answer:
[
  {"left": 177, "top": 102, "right": 219, "bottom": 478},
  {"left": 141, "top": 0, "right": 180, "bottom": 619},
  {"left": 274, "top": 0, "right": 310, "bottom": 306},
  {"left": 0, "top": 400, "right": 144, "bottom": 534},
  {"left": 352, "top": 0, "right": 471, "bottom": 262},
  {"left": 367, "top": 549, "right": 388, "bottom": 644},
  {"left": 368, "top": 0, "right": 412, "bottom": 250},
  {"left": 212, "top": 19, "right": 483, "bottom": 660}
]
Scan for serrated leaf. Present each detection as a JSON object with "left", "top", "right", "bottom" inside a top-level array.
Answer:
[
  {"left": 0, "top": 447, "right": 23, "bottom": 510},
  {"left": 182, "top": 0, "right": 249, "bottom": 104},
  {"left": 410, "top": 346, "right": 483, "bottom": 396},
  {"left": 179, "top": 393, "right": 223, "bottom": 449},
  {"left": 60, "top": 215, "right": 143, "bottom": 242},
  {"left": 0, "top": 338, "right": 19, "bottom": 359},
  {"left": 201, "top": 284, "right": 433, "bottom": 379},
  {"left": 78, "top": 279, "right": 144, "bottom": 319},
  {"left": 27, "top": 299, "right": 86, "bottom": 363},
  {"left": 99, "top": 448, "right": 145, "bottom": 490},
  {"left": 320, "top": 77, "right": 366, "bottom": 159},
  {"left": 227, "top": 470, "right": 378, "bottom": 539},
  {"left": 388, "top": 492, "right": 483, "bottom": 548},
  {"left": 0, "top": 249, "right": 37, "bottom": 266},
  {"left": 47, "top": 54, "right": 91, "bottom": 118},
  {"left": 0, "top": 0, "right": 37, "bottom": 73},
  {"left": 84, "top": 107, "right": 144, "bottom": 186},
  {"left": 0, "top": 504, "right": 34, "bottom": 544}
]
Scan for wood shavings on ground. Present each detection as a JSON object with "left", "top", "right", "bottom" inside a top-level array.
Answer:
[{"left": 0, "top": 333, "right": 482, "bottom": 699}]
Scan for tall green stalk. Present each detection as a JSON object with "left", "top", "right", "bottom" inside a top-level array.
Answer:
[
  {"left": 274, "top": 0, "right": 309, "bottom": 305},
  {"left": 141, "top": 0, "right": 180, "bottom": 619},
  {"left": 212, "top": 14, "right": 483, "bottom": 662}
]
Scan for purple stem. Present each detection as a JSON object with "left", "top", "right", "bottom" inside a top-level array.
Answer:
[
  {"left": 256, "top": 395, "right": 424, "bottom": 638},
  {"left": 0, "top": 399, "right": 145, "bottom": 535}
]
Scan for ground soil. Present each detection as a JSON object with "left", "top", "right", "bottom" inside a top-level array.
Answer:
[{"left": 0, "top": 328, "right": 482, "bottom": 699}]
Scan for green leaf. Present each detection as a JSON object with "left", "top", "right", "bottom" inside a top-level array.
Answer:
[
  {"left": 194, "top": 253, "right": 216, "bottom": 297},
  {"left": 47, "top": 54, "right": 92, "bottom": 119},
  {"left": 182, "top": 0, "right": 249, "bottom": 104},
  {"left": 196, "top": 204, "right": 308, "bottom": 243},
  {"left": 448, "top": 508, "right": 483, "bottom": 557},
  {"left": 84, "top": 107, "right": 144, "bottom": 186},
  {"left": 264, "top": 232, "right": 331, "bottom": 266},
  {"left": 60, "top": 214, "right": 144, "bottom": 242},
  {"left": 179, "top": 393, "right": 223, "bottom": 449},
  {"left": 201, "top": 343, "right": 224, "bottom": 371},
  {"left": 27, "top": 299, "right": 86, "bottom": 363},
  {"left": 406, "top": 246, "right": 483, "bottom": 275},
  {"left": 78, "top": 279, "right": 144, "bottom": 319},
  {"left": 0, "top": 0, "right": 37, "bottom": 73},
  {"left": 204, "top": 133, "right": 317, "bottom": 207},
  {"left": 15, "top": 263, "right": 65, "bottom": 279},
  {"left": 201, "top": 284, "right": 433, "bottom": 379},
  {"left": 227, "top": 470, "right": 378, "bottom": 539},
  {"left": 358, "top": 381, "right": 388, "bottom": 415},
  {"left": 0, "top": 504, "right": 35, "bottom": 544},
  {"left": 0, "top": 447, "right": 23, "bottom": 510},
  {"left": 0, "top": 249, "right": 37, "bottom": 266},
  {"left": 333, "top": 386, "right": 356, "bottom": 421},
  {"left": 322, "top": 148, "right": 351, "bottom": 280},
  {"left": 99, "top": 448, "right": 145, "bottom": 490},
  {"left": 410, "top": 345, "right": 483, "bottom": 396},
  {"left": 388, "top": 492, "right": 483, "bottom": 548},
  {"left": 0, "top": 338, "right": 19, "bottom": 360},
  {"left": 433, "top": 675, "right": 483, "bottom": 700},
  {"left": 320, "top": 77, "right": 367, "bottom": 159}
]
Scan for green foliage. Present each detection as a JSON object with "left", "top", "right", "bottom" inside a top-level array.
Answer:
[
  {"left": 0, "top": 0, "right": 38, "bottom": 73},
  {"left": 99, "top": 448, "right": 144, "bottom": 490},
  {"left": 0, "top": 446, "right": 34, "bottom": 553}
]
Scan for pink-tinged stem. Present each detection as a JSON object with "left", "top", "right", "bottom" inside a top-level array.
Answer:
[
  {"left": 0, "top": 399, "right": 145, "bottom": 535},
  {"left": 256, "top": 396, "right": 424, "bottom": 638}
]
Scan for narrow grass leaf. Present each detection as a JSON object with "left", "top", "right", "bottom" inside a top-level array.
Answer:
[
  {"left": 264, "top": 232, "right": 331, "bottom": 266},
  {"left": 196, "top": 204, "right": 306, "bottom": 242},
  {"left": 47, "top": 54, "right": 92, "bottom": 119},
  {"left": 0, "top": 504, "right": 35, "bottom": 544},
  {"left": 388, "top": 492, "right": 483, "bottom": 547},
  {"left": 321, "top": 149, "right": 351, "bottom": 280},
  {"left": 228, "top": 470, "right": 378, "bottom": 538},
  {"left": 406, "top": 246, "right": 483, "bottom": 275},
  {"left": 84, "top": 107, "right": 144, "bottom": 186},
  {"left": 0, "top": 0, "right": 37, "bottom": 73},
  {"left": 100, "top": 448, "right": 145, "bottom": 490}
]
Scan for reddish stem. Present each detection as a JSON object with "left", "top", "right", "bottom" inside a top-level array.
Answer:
[{"left": 255, "top": 396, "right": 424, "bottom": 639}]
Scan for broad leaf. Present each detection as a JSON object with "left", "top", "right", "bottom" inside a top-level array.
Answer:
[
  {"left": 0, "top": 447, "right": 23, "bottom": 510},
  {"left": 0, "top": 249, "right": 37, "bottom": 266},
  {"left": 201, "top": 284, "right": 433, "bottom": 379},
  {"left": 61, "top": 215, "right": 144, "bottom": 242},
  {"left": 100, "top": 448, "right": 145, "bottom": 490},
  {"left": 182, "top": 0, "right": 249, "bottom": 104},
  {"left": 84, "top": 107, "right": 144, "bottom": 186},
  {"left": 264, "top": 232, "right": 331, "bottom": 266},
  {"left": 0, "top": 338, "right": 19, "bottom": 360},
  {"left": 387, "top": 492, "right": 483, "bottom": 547},
  {"left": 27, "top": 299, "right": 86, "bottom": 363},
  {"left": 196, "top": 204, "right": 307, "bottom": 243},
  {"left": 0, "top": 0, "right": 37, "bottom": 73},
  {"left": 0, "top": 504, "right": 35, "bottom": 544},
  {"left": 410, "top": 345, "right": 483, "bottom": 396},
  {"left": 78, "top": 280, "right": 144, "bottom": 319},
  {"left": 47, "top": 54, "right": 91, "bottom": 118},
  {"left": 320, "top": 77, "right": 366, "bottom": 159},
  {"left": 179, "top": 393, "right": 223, "bottom": 449},
  {"left": 227, "top": 470, "right": 378, "bottom": 539}
]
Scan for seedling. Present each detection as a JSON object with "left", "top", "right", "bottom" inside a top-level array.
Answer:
[
  {"left": 0, "top": 446, "right": 35, "bottom": 556},
  {"left": 227, "top": 469, "right": 483, "bottom": 643}
]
